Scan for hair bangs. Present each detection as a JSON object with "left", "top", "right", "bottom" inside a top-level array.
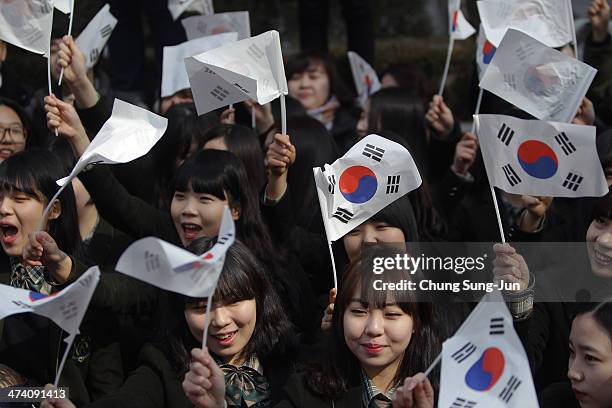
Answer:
[
  {"left": 593, "top": 188, "right": 612, "bottom": 220},
  {"left": 173, "top": 151, "right": 227, "bottom": 200}
]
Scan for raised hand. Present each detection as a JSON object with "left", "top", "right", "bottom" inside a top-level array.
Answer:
[
  {"left": 425, "top": 95, "right": 455, "bottom": 139},
  {"left": 518, "top": 195, "right": 553, "bottom": 233},
  {"left": 56, "top": 35, "right": 98, "bottom": 109},
  {"left": 492, "top": 243, "right": 530, "bottom": 292},
  {"left": 321, "top": 288, "right": 337, "bottom": 331},
  {"left": 264, "top": 133, "right": 295, "bottom": 201},
  {"left": 572, "top": 97, "right": 595, "bottom": 126},
  {"left": 589, "top": 0, "right": 611, "bottom": 43},
  {"left": 451, "top": 132, "right": 478, "bottom": 177},
  {"left": 23, "top": 231, "right": 72, "bottom": 284},
  {"left": 182, "top": 348, "right": 226, "bottom": 408},
  {"left": 391, "top": 373, "right": 435, "bottom": 408},
  {"left": 44, "top": 94, "right": 90, "bottom": 157}
]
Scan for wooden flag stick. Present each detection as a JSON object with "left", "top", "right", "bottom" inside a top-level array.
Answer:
[
  {"left": 202, "top": 290, "right": 215, "bottom": 349},
  {"left": 328, "top": 241, "right": 338, "bottom": 290},
  {"left": 280, "top": 94, "right": 287, "bottom": 135}
]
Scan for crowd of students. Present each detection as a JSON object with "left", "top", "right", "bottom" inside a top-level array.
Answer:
[{"left": 0, "top": 1, "right": 612, "bottom": 407}]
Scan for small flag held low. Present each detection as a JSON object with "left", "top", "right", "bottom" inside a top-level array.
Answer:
[
  {"left": 475, "top": 114, "right": 608, "bottom": 197},
  {"left": 439, "top": 290, "right": 539, "bottom": 408},
  {"left": 313, "top": 135, "right": 422, "bottom": 241},
  {"left": 115, "top": 207, "right": 236, "bottom": 298},
  {"left": 0, "top": 267, "right": 100, "bottom": 342}
]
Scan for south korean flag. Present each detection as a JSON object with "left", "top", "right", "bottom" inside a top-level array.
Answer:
[
  {"left": 475, "top": 114, "right": 608, "bottom": 198},
  {"left": 439, "top": 290, "right": 539, "bottom": 408},
  {"left": 313, "top": 135, "right": 422, "bottom": 241}
]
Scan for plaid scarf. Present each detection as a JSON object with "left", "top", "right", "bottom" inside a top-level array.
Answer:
[
  {"left": 10, "top": 258, "right": 52, "bottom": 295},
  {"left": 215, "top": 355, "right": 271, "bottom": 408}
]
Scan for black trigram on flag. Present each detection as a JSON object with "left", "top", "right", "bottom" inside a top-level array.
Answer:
[
  {"left": 144, "top": 250, "right": 161, "bottom": 272},
  {"left": 497, "top": 123, "right": 515, "bottom": 146},
  {"left": 450, "top": 397, "right": 477, "bottom": 407},
  {"left": 89, "top": 48, "right": 100, "bottom": 64},
  {"left": 562, "top": 172, "right": 584, "bottom": 192},
  {"left": 502, "top": 164, "right": 521, "bottom": 187},
  {"left": 327, "top": 175, "right": 336, "bottom": 194},
  {"left": 386, "top": 175, "right": 401, "bottom": 194},
  {"left": 490, "top": 316, "right": 504, "bottom": 335},
  {"left": 217, "top": 232, "right": 234, "bottom": 246},
  {"left": 451, "top": 342, "right": 477, "bottom": 363},
  {"left": 499, "top": 375, "right": 522, "bottom": 403},
  {"left": 554, "top": 132, "right": 576, "bottom": 156},
  {"left": 38, "top": 2, "right": 53, "bottom": 14},
  {"left": 332, "top": 208, "right": 354, "bottom": 224},
  {"left": 100, "top": 24, "right": 113, "bottom": 38},
  {"left": 362, "top": 143, "right": 385, "bottom": 162}
]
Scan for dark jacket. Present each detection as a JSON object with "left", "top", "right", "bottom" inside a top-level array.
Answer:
[
  {"left": 87, "top": 342, "right": 295, "bottom": 408},
  {"left": 330, "top": 106, "right": 358, "bottom": 156},
  {"left": 274, "top": 372, "right": 361, "bottom": 408},
  {"left": 261, "top": 185, "right": 333, "bottom": 297},
  {"left": 0, "top": 258, "right": 123, "bottom": 406},
  {"left": 78, "top": 165, "right": 180, "bottom": 244}
]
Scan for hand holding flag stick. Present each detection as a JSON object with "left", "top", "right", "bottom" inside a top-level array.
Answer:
[
  {"left": 58, "top": 0, "right": 76, "bottom": 86},
  {"left": 41, "top": 97, "right": 168, "bottom": 230}
]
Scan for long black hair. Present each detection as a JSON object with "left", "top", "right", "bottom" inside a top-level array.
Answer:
[
  {"left": 201, "top": 124, "right": 266, "bottom": 194},
  {"left": 307, "top": 247, "right": 441, "bottom": 397},
  {"left": 367, "top": 88, "right": 428, "bottom": 174},
  {"left": 376, "top": 130, "right": 447, "bottom": 241},
  {"left": 0, "top": 149, "right": 81, "bottom": 256},
  {"left": 161, "top": 238, "right": 296, "bottom": 373}
]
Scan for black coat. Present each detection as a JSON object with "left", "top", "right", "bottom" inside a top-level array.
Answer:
[
  {"left": 274, "top": 372, "right": 361, "bottom": 408},
  {"left": 87, "top": 342, "right": 295, "bottom": 408}
]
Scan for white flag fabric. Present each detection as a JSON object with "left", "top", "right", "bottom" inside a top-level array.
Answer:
[
  {"left": 55, "top": 0, "right": 71, "bottom": 14},
  {"left": 185, "top": 30, "right": 287, "bottom": 116},
  {"left": 449, "top": 0, "right": 476, "bottom": 40},
  {"left": 475, "top": 114, "right": 608, "bottom": 197},
  {"left": 479, "top": 29, "right": 596, "bottom": 123},
  {"left": 439, "top": 290, "right": 539, "bottom": 408},
  {"left": 57, "top": 99, "right": 168, "bottom": 186},
  {"left": 162, "top": 32, "right": 238, "bottom": 98},
  {"left": 182, "top": 11, "right": 251, "bottom": 41},
  {"left": 476, "top": 25, "right": 497, "bottom": 81},
  {"left": 115, "top": 207, "right": 236, "bottom": 298},
  {"left": 0, "top": 267, "right": 100, "bottom": 343},
  {"left": 0, "top": 0, "right": 54, "bottom": 56},
  {"left": 313, "top": 135, "right": 422, "bottom": 242},
  {"left": 75, "top": 4, "right": 118, "bottom": 69},
  {"left": 168, "top": 0, "right": 214, "bottom": 21},
  {"left": 347, "top": 51, "right": 381, "bottom": 108},
  {"left": 477, "top": 0, "right": 573, "bottom": 48}
]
